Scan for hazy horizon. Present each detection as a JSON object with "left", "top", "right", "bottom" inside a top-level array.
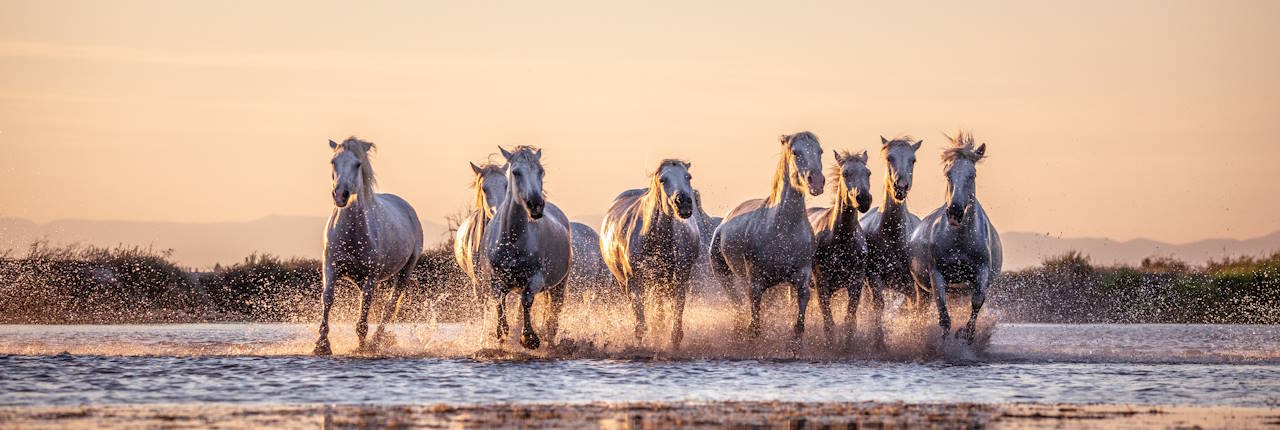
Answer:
[{"left": 3, "top": 1, "right": 1279, "bottom": 243}]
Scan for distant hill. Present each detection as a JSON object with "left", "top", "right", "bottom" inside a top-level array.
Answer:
[
  {"left": 0, "top": 216, "right": 450, "bottom": 270},
  {"left": 2, "top": 215, "right": 1276, "bottom": 271},
  {"left": 1001, "top": 230, "right": 1280, "bottom": 270}
]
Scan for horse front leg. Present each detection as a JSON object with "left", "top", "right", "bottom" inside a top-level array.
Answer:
[
  {"left": 627, "top": 277, "right": 646, "bottom": 344},
  {"left": 868, "top": 273, "right": 887, "bottom": 351},
  {"left": 930, "top": 269, "right": 950, "bottom": 335},
  {"left": 746, "top": 278, "right": 766, "bottom": 340},
  {"left": 355, "top": 279, "right": 376, "bottom": 351},
  {"left": 790, "top": 267, "right": 812, "bottom": 354},
  {"left": 816, "top": 281, "right": 835, "bottom": 346},
  {"left": 845, "top": 272, "right": 864, "bottom": 346},
  {"left": 314, "top": 266, "right": 337, "bottom": 355},
  {"left": 671, "top": 273, "right": 690, "bottom": 350},
  {"left": 519, "top": 271, "right": 546, "bottom": 350},
  {"left": 962, "top": 268, "right": 989, "bottom": 344},
  {"left": 491, "top": 277, "right": 509, "bottom": 341}
]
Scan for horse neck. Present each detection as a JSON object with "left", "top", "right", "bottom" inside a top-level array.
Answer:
[
  {"left": 766, "top": 156, "right": 806, "bottom": 218},
  {"left": 641, "top": 186, "right": 676, "bottom": 239},
  {"left": 879, "top": 177, "right": 910, "bottom": 235},
  {"left": 830, "top": 183, "right": 861, "bottom": 238},
  {"left": 496, "top": 185, "right": 530, "bottom": 238}
]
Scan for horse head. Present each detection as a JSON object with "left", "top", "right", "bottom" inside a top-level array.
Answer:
[{"left": 499, "top": 145, "right": 547, "bottom": 220}]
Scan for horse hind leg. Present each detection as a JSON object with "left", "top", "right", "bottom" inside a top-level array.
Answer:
[
  {"left": 627, "top": 278, "right": 646, "bottom": 344},
  {"left": 373, "top": 264, "right": 416, "bottom": 349}
]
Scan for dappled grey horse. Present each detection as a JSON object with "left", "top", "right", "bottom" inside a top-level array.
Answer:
[
  {"left": 909, "top": 132, "right": 1002, "bottom": 343},
  {"left": 454, "top": 161, "right": 507, "bottom": 308},
  {"left": 485, "top": 146, "right": 573, "bottom": 350},
  {"left": 709, "top": 132, "right": 825, "bottom": 350},
  {"left": 600, "top": 160, "right": 701, "bottom": 348},
  {"left": 316, "top": 137, "right": 424, "bottom": 355},
  {"left": 860, "top": 136, "right": 923, "bottom": 348},
  {"left": 807, "top": 149, "right": 873, "bottom": 344}
]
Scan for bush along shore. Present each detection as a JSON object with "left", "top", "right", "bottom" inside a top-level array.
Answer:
[{"left": 0, "top": 242, "right": 1276, "bottom": 324}]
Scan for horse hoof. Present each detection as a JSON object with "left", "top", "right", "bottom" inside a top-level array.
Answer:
[
  {"left": 521, "top": 332, "right": 541, "bottom": 350},
  {"left": 313, "top": 340, "right": 332, "bottom": 356}
]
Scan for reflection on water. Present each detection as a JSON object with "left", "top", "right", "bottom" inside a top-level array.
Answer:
[{"left": 1, "top": 323, "right": 1278, "bottom": 407}]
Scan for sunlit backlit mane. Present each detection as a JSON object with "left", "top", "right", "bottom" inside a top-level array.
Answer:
[{"left": 941, "top": 130, "right": 986, "bottom": 164}]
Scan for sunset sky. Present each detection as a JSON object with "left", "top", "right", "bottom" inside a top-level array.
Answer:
[{"left": 2, "top": 0, "right": 1278, "bottom": 243}]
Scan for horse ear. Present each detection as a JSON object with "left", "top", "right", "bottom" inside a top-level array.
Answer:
[
  {"left": 329, "top": 139, "right": 338, "bottom": 149},
  {"left": 857, "top": 149, "right": 868, "bottom": 160},
  {"left": 832, "top": 149, "right": 842, "bottom": 162},
  {"left": 361, "top": 141, "right": 373, "bottom": 152},
  {"left": 911, "top": 140, "right": 923, "bottom": 151},
  {"left": 535, "top": 148, "right": 542, "bottom": 159},
  {"left": 499, "top": 146, "right": 513, "bottom": 160},
  {"left": 880, "top": 136, "right": 889, "bottom": 146},
  {"left": 470, "top": 162, "right": 482, "bottom": 174},
  {"left": 779, "top": 134, "right": 790, "bottom": 145},
  {"left": 975, "top": 143, "right": 987, "bottom": 157}
]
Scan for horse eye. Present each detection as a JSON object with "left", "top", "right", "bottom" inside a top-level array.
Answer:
[
  {"left": 659, "top": 177, "right": 668, "bottom": 183},
  {"left": 685, "top": 174, "right": 692, "bottom": 181}
]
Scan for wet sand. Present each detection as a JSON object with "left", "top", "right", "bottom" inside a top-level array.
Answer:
[{"left": 2, "top": 401, "right": 1276, "bottom": 429}]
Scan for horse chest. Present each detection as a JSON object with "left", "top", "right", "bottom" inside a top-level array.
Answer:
[{"left": 934, "top": 241, "right": 985, "bottom": 283}]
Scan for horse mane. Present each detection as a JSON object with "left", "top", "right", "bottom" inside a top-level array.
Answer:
[
  {"left": 941, "top": 130, "right": 986, "bottom": 164},
  {"left": 828, "top": 149, "right": 868, "bottom": 195},
  {"left": 640, "top": 159, "right": 690, "bottom": 233},
  {"left": 469, "top": 158, "right": 505, "bottom": 214},
  {"left": 883, "top": 134, "right": 917, "bottom": 150},
  {"left": 338, "top": 136, "right": 377, "bottom": 199},
  {"left": 768, "top": 132, "right": 819, "bottom": 205}
]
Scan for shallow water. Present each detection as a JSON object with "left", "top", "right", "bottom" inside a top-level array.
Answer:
[{"left": 1, "top": 323, "right": 1278, "bottom": 407}]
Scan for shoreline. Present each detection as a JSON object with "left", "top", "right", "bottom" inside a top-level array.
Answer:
[{"left": 2, "top": 402, "right": 1277, "bottom": 429}]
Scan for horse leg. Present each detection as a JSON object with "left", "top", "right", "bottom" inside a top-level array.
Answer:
[
  {"left": 747, "top": 279, "right": 766, "bottom": 339},
  {"left": 868, "top": 274, "right": 887, "bottom": 351},
  {"left": 545, "top": 276, "right": 566, "bottom": 345},
  {"left": 628, "top": 278, "right": 646, "bottom": 344},
  {"left": 373, "top": 266, "right": 415, "bottom": 348},
  {"left": 790, "top": 268, "right": 812, "bottom": 354},
  {"left": 962, "top": 268, "right": 990, "bottom": 344},
  {"left": 491, "top": 278, "right": 509, "bottom": 340},
  {"left": 816, "top": 283, "right": 835, "bottom": 346},
  {"left": 671, "top": 277, "right": 689, "bottom": 350},
  {"left": 709, "top": 237, "right": 746, "bottom": 331},
  {"left": 355, "top": 279, "right": 376, "bottom": 351},
  {"left": 519, "top": 271, "right": 546, "bottom": 350},
  {"left": 314, "top": 266, "right": 337, "bottom": 355},
  {"left": 930, "top": 269, "right": 950, "bottom": 335},
  {"left": 845, "top": 282, "right": 862, "bottom": 346}
]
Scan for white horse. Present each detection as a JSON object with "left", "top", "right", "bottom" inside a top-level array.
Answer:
[
  {"left": 485, "top": 146, "right": 573, "bottom": 350},
  {"left": 454, "top": 161, "right": 507, "bottom": 308},
  {"left": 599, "top": 160, "right": 701, "bottom": 348},
  {"left": 315, "top": 137, "right": 424, "bottom": 355},
  {"left": 709, "top": 132, "right": 825, "bottom": 351},
  {"left": 909, "top": 131, "right": 1002, "bottom": 343}
]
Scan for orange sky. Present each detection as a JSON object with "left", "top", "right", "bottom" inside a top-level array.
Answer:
[{"left": 2, "top": 1, "right": 1278, "bottom": 243}]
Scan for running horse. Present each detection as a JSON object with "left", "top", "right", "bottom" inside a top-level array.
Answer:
[
  {"left": 807, "top": 149, "right": 873, "bottom": 345},
  {"left": 860, "top": 136, "right": 923, "bottom": 349},
  {"left": 709, "top": 132, "right": 825, "bottom": 351},
  {"left": 484, "top": 146, "right": 573, "bottom": 349},
  {"left": 315, "top": 137, "right": 424, "bottom": 355},
  {"left": 454, "top": 161, "right": 507, "bottom": 308},
  {"left": 909, "top": 131, "right": 1002, "bottom": 343},
  {"left": 599, "top": 160, "right": 701, "bottom": 348}
]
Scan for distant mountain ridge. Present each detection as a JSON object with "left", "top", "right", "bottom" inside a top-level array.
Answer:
[
  {"left": 0, "top": 216, "right": 450, "bottom": 270},
  {"left": 1, "top": 216, "right": 1276, "bottom": 270}
]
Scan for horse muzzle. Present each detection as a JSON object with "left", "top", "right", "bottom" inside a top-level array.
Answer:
[
  {"left": 526, "top": 199, "right": 545, "bottom": 219},
  {"left": 673, "top": 194, "right": 694, "bottom": 219},
  {"left": 946, "top": 204, "right": 967, "bottom": 226},
  {"left": 856, "top": 193, "right": 872, "bottom": 213},
  {"left": 807, "top": 173, "right": 825, "bottom": 196},
  {"left": 333, "top": 191, "right": 351, "bottom": 208}
]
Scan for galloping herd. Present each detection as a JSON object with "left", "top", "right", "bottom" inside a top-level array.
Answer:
[{"left": 314, "top": 131, "right": 1001, "bottom": 355}]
